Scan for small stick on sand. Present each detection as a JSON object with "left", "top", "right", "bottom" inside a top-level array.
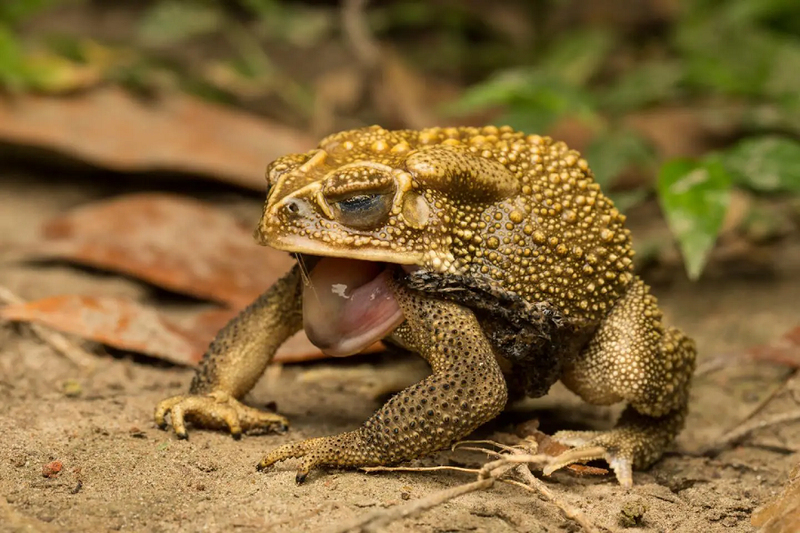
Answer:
[{"left": 703, "top": 409, "right": 800, "bottom": 455}]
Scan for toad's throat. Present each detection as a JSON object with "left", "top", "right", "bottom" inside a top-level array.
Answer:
[{"left": 303, "top": 257, "right": 406, "bottom": 356}]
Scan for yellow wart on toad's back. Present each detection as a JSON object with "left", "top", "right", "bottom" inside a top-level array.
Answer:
[{"left": 155, "top": 125, "right": 696, "bottom": 488}]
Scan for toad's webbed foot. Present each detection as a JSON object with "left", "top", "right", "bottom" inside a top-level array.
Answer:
[
  {"left": 543, "top": 406, "right": 685, "bottom": 487},
  {"left": 155, "top": 391, "right": 289, "bottom": 439}
]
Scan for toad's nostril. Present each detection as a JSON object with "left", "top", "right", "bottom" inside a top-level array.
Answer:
[{"left": 285, "top": 198, "right": 303, "bottom": 214}]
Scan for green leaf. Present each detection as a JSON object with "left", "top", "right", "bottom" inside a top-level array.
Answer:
[
  {"left": 238, "top": 0, "right": 282, "bottom": 18},
  {"left": 0, "top": 23, "right": 26, "bottom": 91},
  {"left": 0, "top": 0, "right": 62, "bottom": 26},
  {"left": 740, "top": 99, "right": 800, "bottom": 136},
  {"left": 599, "top": 60, "right": 685, "bottom": 114},
  {"left": 137, "top": 1, "right": 223, "bottom": 47},
  {"left": 695, "top": 0, "right": 800, "bottom": 29},
  {"left": 764, "top": 38, "right": 800, "bottom": 103},
  {"left": 446, "top": 69, "right": 598, "bottom": 132},
  {"left": 677, "top": 20, "right": 771, "bottom": 96},
  {"left": 676, "top": 14, "right": 800, "bottom": 99},
  {"left": 585, "top": 129, "right": 655, "bottom": 189},
  {"left": 444, "top": 69, "right": 535, "bottom": 113},
  {"left": 721, "top": 136, "right": 800, "bottom": 193},
  {"left": 657, "top": 157, "right": 732, "bottom": 280},
  {"left": 540, "top": 28, "right": 615, "bottom": 86}
]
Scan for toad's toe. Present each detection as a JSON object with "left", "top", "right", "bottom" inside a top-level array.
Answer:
[{"left": 544, "top": 429, "right": 634, "bottom": 488}]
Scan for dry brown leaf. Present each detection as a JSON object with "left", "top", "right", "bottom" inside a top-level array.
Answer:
[
  {"left": 752, "top": 463, "right": 800, "bottom": 532},
  {"left": 30, "top": 193, "right": 294, "bottom": 308},
  {"left": 0, "top": 295, "right": 335, "bottom": 365},
  {"left": 0, "top": 295, "right": 199, "bottom": 366},
  {"left": 509, "top": 421, "right": 610, "bottom": 476},
  {"left": 0, "top": 87, "right": 315, "bottom": 190},
  {"left": 532, "top": 432, "right": 609, "bottom": 477}
]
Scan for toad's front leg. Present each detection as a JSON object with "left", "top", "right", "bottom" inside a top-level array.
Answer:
[
  {"left": 154, "top": 265, "right": 304, "bottom": 438},
  {"left": 258, "top": 274, "right": 508, "bottom": 483},
  {"left": 547, "top": 277, "right": 696, "bottom": 487}
]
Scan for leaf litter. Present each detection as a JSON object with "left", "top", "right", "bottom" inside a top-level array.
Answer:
[
  {"left": 0, "top": 295, "right": 325, "bottom": 365},
  {"left": 0, "top": 294, "right": 198, "bottom": 366},
  {"left": 4, "top": 193, "right": 330, "bottom": 365},
  {"left": 0, "top": 87, "right": 315, "bottom": 190},
  {"left": 30, "top": 193, "right": 294, "bottom": 308}
]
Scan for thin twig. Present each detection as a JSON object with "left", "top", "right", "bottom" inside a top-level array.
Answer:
[
  {"left": 453, "top": 439, "right": 520, "bottom": 454},
  {"left": 507, "top": 450, "right": 601, "bottom": 533},
  {"left": 361, "top": 465, "right": 479, "bottom": 475},
  {"left": 693, "top": 353, "right": 741, "bottom": 378},
  {"left": 477, "top": 454, "right": 551, "bottom": 478},
  {"left": 703, "top": 409, "right": 800, "bottom": 455},
  {"left": 701, "top": 368, "right": 796, "bottom": 455},
  {"left": 328, "top": 446, "right": 603, "bottom": 533},
  {"left": 456, "top": 446, "right": 505, "bottom": 458},
  {"left": 0, "top": 285, "right": 96, "bottom": 370}
]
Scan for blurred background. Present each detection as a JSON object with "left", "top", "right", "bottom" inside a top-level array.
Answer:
[{"left": 1, "top": 2, "right": 800, "bottom": 531}]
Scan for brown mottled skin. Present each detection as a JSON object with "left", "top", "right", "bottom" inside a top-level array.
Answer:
[{"left": 155, "top": 125, "right": 696, "bottom": 487}]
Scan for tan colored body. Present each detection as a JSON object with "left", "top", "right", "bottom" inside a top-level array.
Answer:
[{"left": 155, "top": 126, "right": 696, "bottom": 487}]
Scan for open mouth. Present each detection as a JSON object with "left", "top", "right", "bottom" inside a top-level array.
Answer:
[{"left": 302, "top": 257, "right": 410, "bottom": 356}]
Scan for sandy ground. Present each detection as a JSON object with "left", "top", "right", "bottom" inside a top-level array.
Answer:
[{"left": 1, "top": 166, "right": 799, "bottom": 533}]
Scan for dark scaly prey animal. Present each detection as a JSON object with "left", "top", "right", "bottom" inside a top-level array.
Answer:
[{"left": 155, "top": 125, "right": 696, "bottom": 487}]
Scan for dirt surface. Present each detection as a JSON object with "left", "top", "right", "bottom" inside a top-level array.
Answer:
[{"left": 1, "top": 168, "right": 799, "bottom": 533}]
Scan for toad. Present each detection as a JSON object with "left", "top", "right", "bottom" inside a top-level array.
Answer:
[{"left": 155, "top": 125, "right": 695, "bottom": 487}]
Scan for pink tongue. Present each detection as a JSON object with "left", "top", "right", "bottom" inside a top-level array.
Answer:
[{"left": 303, "top": 257, "right": 404, "bottom": 356}]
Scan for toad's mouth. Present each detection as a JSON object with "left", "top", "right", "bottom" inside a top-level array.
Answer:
[{"left": 303, "top": 257, "right": 413, "bottom": 356}]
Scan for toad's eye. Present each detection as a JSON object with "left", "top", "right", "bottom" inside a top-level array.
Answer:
[
  {"left": 333, "top": 192, "right": 392, "bottom": 229},
  {"left": 337, "top": 194, "right": 382, "bottom": 212}
]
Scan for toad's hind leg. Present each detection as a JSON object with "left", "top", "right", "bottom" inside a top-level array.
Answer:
[
  {"left": 258, "top": 274, "right": 508, "bottom": 482},
  {"left": 546, "top": 277, "right": 696, "bottom": 487}
]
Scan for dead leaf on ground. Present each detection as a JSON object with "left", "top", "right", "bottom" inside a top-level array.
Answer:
[
  {"left": 530, "top": 431, "right": 609, "bottom": 477},
  {"left": 0, "top": 295, "right": 330, "bottom": 365},
  {"left": 27, "top": 193, "right": 294, "bottom": 308},
  {"left": 0, "top": 87, "right": 315, "bottom": 190},
  {"left": 498, "top": 421, "right": 609, "bottom": 477},
  {"left": 752, "top": 462, "right": 800, "bottom": 532},
  {"left": 0, "top": 295, "right": 199, "bottom": 366}
]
